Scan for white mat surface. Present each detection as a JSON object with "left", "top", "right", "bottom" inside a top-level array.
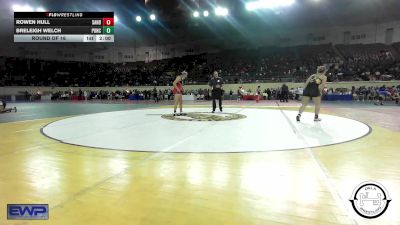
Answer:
[{"left": 42, "top": 108, "right": 370, "bottom": 152}]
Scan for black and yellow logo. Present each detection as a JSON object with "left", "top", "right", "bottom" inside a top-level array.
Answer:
[{"left": 162, "top": 112, "right": 246, "bottom": 121}]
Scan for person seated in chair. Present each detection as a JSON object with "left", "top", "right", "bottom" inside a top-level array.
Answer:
[{"left": 391, "top": 91, "right": 400, "bottom": 104}]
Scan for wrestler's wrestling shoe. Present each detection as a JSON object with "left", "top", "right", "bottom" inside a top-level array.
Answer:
[{"left": 314, "top": 115, "right": 321, "bottom": 122}]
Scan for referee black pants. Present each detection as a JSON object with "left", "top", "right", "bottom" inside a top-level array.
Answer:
[
  {"left": 280, "top": 91, "right": 288, "bottom": 102},
  {"left": 212, "top": 89, "right": 223, "bottom": 112}
]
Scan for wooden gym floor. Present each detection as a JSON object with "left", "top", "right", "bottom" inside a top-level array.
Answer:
[{"left": 0, "top": 100, "right": 399, "bottom": 225}]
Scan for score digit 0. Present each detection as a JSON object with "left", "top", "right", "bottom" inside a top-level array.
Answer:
[
  {"left": 102, "top": 18, "right": 114, "bottom": 26},
  {"left": 102, "top": 26, "right": 114, "bottom": 34}
]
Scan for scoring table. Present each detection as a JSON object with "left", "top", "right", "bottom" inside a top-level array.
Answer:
[{"left": 14, "top": 12, "right": 114, "bottom": 42}]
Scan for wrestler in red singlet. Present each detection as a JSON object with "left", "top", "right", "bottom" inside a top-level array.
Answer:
[
  {"left": 172, "top": 71, "right": 188, "bottom": 116},
  {"left": 172, "top": 79, "right": 183, "bottom": 95}
]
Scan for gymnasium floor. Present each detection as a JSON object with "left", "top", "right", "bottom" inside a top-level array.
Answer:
[{"left": 0, "top": 100, "right": 399, "bottom": 225}]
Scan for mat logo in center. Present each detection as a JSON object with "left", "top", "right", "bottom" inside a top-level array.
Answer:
[{"left": 161, "top": 112, "right": 247, "bottom": 121}]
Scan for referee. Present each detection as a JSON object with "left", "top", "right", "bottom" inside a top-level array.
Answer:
[{"left": 209, "top": 71, "right": 224, "bottom": 113}]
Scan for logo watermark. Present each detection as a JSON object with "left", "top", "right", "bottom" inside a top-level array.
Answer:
[
  {"left": 7, "top": 204, "right": 49, "bottom": 220},
  {"left": 349, "top": 181, "right": 391, "bottom": 219}
]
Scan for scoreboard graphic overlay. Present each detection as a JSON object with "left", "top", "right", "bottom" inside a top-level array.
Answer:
[{"left": 14, "top": 12, "right": 114, "bottom": 42}]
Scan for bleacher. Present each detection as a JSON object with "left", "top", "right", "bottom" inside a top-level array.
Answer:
[{"left": 1, "top": 43, "right": 399, "bottom": 87}]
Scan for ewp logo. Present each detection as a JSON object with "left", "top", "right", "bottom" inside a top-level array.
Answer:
[{"left": 7, "top": 204, "right": 49, "bottom": 220}]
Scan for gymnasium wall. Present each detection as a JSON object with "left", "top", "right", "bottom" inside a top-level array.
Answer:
[{"left": 1, "top": 81, "right": 399, "bottom": 96}]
